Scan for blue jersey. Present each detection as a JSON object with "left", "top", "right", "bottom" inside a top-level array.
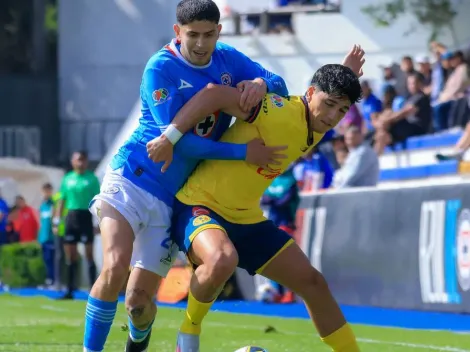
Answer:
[{"left": 110, "top": 39, "right": 288, "bottom": 206}]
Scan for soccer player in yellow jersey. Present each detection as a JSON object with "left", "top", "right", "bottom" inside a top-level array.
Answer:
[{"left": 148, "top": 46, "right": 365, "bottom": 352}]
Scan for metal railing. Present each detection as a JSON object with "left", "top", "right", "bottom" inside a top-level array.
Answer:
[{"left": 0, "top": 126, "right": 41, "bottom": 164}]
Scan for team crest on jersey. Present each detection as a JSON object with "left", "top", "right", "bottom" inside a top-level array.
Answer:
[
  {"left": 193, "top": 215, "right": 211, "bottom": 227},
  {"left": 195, "top": 113, "right": 218, "bottom": 137},
  {"left": 152, "top": 88, "right": 170, "bottom": 106},
  {"left": 457, "top": 208, "right": 470, "bottom": 291},
  {"left": 192, "top": 207, "right": 210, "bottom": 217},
  {"left": 220, "top": 72, "right": 233, "bottom": 86},
  {"left": 270, "top": 94, "right": 284, "bottom": 108},
  {"left": 256, "top": 167, "right": 282, "bottom": 180}
]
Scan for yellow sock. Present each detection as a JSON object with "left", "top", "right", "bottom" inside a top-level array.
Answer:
[
  {"left": 321, "top": 323, "right": 360, "bottom": 352},
  {"left": 180, "top": 291, "right": 215, "bottom": 335}
]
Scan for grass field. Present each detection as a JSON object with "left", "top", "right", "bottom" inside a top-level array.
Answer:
[{"left": 0, "top": 295, "right": 469, "bottom": 352}]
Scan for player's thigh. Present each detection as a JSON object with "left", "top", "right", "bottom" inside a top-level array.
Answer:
[
  {"left": 234, "top": 221, "right": 294, "bottom": 276},
  {"left": 258, "top": 240, "right": 324, "bottom": 296},
  {"left": 172, "top": 202, "right": 237, "bottom": 268},
  {"left": 89, "top": 170, "right": 149, "bottom": 271}
]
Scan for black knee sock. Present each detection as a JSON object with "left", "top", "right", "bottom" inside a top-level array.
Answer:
[
  {"left": 66, "top": 261, "right": 77, "bottom": 294},
  {"left": 88, "top": 260, "right": 97, "bottom": 287}
]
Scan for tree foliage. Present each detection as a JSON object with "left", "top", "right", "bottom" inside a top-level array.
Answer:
[{"left": 362, "top": 0, "right": 461, "bottom": 42}]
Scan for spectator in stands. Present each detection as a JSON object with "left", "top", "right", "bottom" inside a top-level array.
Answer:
[
  {"left": 374, "top": 73, "right": 431, "bottom": 155},
  {"left": 336, "top": 103, "right": 364, "bottom": 136},
  {"left": 9, "top": 196, "right": 39, "bottom": 243},
  {"left": 54, "top": 150, "right": 100, "bottom": 300},
  {"left": 433, "top": 51, "right": 470, "bottom": 131},
  {"left": 39, "top": 183, "right": 55, "bottom": 287},
  {"left": 415, "top": 55, "right": 432, "bottom": 87},
  {"left": 334, "top": 126, "right": 379, "bottom": 188},
  {"left": 372, "top": 85, "right": 405, "bottom": 132},
  {"left": 394, "top": 56, "right": 418, "bottom": 98},
  {"left": 293, "top": 147, "right": 334, "bottom": 191},
  {"left": 0, "top": 194, "right": 8, "bottom": 245},
  {"left": 429, "top": 41, "right": 449, "bottom": 103},
  {"left": 360, "top": 80, "right": 382, "bottom": 132},
  {"left": 5, "top": 206, "right": 19, "bottom": 244}
]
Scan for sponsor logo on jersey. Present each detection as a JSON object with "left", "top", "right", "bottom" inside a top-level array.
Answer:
[
  {"left": 152, "top": 88, "right": 170, "bottom": 106},
  {"left": 193, "top": 215, "right": 211, "bottom": 226},
  {"left": 221, "top": 72, "right": 233, "bottom": 86},
  {"left": 192, "top": 207, "right": 210, "bottom": 217},
  {"left": 270, "top": 94, "right": 284, "bottom": 108},
  {"left": 178, "top": 79, "right": 193, "bottom": 90},
  {"left": 256, "top": 167, "right": 282, "bottom": 180}
]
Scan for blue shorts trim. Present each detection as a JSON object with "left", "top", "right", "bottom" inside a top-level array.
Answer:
[{"left": 171, "top": 199, "right": 293, "bottom": 275}]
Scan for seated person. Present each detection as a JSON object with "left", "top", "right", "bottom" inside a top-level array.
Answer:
[
  {"left": 433, "top": 50, "right": 470, "bottom": 131},
  {"left": 372, "top": 85, "right": 405, "bottom": 130},
  {"left": 374, "top": 73, "right": 431, "bottom": 155},
  {"left": 334, "top": 126, "right": 379, "bottom": 188}
]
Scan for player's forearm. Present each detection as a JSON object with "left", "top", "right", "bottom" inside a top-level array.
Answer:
[
  {"left": 261, "top": 74, "right": 288, "bottom": 96},
  {"left": 175, "top": 133, "right": 247, "bottom": 160},
  {"left": 171, "top": 84, "right": 244, "bottom": 133}
]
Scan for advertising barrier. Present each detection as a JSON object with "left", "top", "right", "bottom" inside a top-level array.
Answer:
[{"left": 299, "top": 184, "right": 470, "bottom": 313}]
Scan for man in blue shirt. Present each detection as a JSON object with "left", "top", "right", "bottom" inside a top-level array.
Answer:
[
  {"left": 360, "top": 80, "right": 382, "bottom": 131},
  {"left": 38, "top": 183, "right": 55, "bottom": 286},
  {"left": 0, "top": 193, "right": 8, "bottom": 245},
  {"left": 85, "top": 1, "right": 288, "bottom": 351}
]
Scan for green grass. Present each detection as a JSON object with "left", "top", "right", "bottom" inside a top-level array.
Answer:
[{"left": 0, "top": 295, "right": 468, "bottom": 351}]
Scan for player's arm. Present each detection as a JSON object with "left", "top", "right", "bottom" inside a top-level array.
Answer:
[
  {"left": 144, "top": 68, "right": 247, "bottom": 161},
  {"left": 232, "top": 49, "right": 289, "bottom": 97},
  {"left": 170, "top": 84, "right": 260, "bottom": 134},
  {"left": 53, "top": 176, "right": 66, "bottom": 232}
]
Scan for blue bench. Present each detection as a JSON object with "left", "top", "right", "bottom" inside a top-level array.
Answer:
[
  {"left": 383, "top": 131, "right": 462, "bottom": 153},
  {"left": 379, "top": 160, "right": 459, "bottom": 181}
]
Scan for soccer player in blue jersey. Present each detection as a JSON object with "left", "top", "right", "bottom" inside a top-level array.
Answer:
[{"left": 83, "top": 1, "right": 288, "bottom": 351}]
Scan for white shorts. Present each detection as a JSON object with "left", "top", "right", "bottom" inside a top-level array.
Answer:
[{"left": 89, "top": 168, "right": 178, "bottom": 277}]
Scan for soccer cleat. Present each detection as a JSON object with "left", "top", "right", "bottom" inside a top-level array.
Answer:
[
  {"left": 125, "top": 330, "right": 151, "bottom": 352},
  {"left": 175, "top": 332, "right": 200, "bottom": 352}
]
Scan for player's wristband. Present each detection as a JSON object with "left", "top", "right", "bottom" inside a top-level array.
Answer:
[
  {"left": 162, "top": 124, "right": 183, "bottom": 145},
  {"left": 52, "top": 217, "right": 60, "bottom": 226}
]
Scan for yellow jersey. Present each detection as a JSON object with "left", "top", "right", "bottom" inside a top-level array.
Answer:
[{"left": 176, "top": 94, "right": 325, "bottom": 224}]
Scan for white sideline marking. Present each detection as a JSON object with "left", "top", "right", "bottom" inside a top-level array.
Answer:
[{"left": 40, "top": 305, "right": 68, "bottom": 312}]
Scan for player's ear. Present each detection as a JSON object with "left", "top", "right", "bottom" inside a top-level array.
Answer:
[
  {"left": 217, "top": 24, "right": 222, "bottom": 38},
  {"left": 173, "top": 24, "right": 181, "bottom": 39},
  {"left": 306, "top": 85, "right": 315, "bottom": 100}
]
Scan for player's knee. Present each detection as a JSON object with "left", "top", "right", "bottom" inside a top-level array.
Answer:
[
  {"left": 296, "top": 266, "right": 329, "bottom": 298},
  {"left": 207, "top": 248, "right": 238, "bottom": 286},
  {"left": 125, "top": 288, "right": 156, "bottom": 327},
  {"left": 99, "top": 260, "right": 129, "bottom": 293}
]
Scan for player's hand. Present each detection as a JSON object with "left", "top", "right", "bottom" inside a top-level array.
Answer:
[
  {"left": 246, "top": 138, "right": 288, "bottom": 170},
  {"left": 237, "top": 78, "right": 267, "bottom": 113},
  {"left": 146, "top": 135, "right": 174, "bottom": 173},
  {"left": 342, "top": 44, "right": 365, "bottom": 78}
]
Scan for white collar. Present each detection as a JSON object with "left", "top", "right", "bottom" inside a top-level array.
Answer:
[{"left": 169, "top": 39, "right": 213, "bottom": 69}]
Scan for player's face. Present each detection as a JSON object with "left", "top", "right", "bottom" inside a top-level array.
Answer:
[
  {"left": 307, "top": 87, "right": 351, "bottom": 133},
  {"left": 174, "top": 21, "right": 221, "bottom": 66}
]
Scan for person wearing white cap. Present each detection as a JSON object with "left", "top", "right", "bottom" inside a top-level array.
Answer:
[{"left": 415, "top": 54, "right": 432, "bottom": 86}]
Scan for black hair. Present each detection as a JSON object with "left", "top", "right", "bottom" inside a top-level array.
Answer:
[
  {"left": 408, "top": 72, "right": 424, "bottom": 85},
  {"left": 402, "top": 56, "right": 413, "bottom": 62},
  {"left": 310, "top": 64, "right": 362, "bottom": 105},
  {"left": 42, "top": 183, "right": 53, "bottom": 190},
  {"left": 73, "top": 150, "right": 88, "bottom": 159},
  {"left": 176, "top": 0, "right": 220, "bottom": 25},
  {"left": 383, "top": 84, "right": 397, "bottom": 108}
]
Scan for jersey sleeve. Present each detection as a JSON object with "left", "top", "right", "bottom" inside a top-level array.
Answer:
[
  {"left": 143, "top": 67, "right": 247, "bottom": 161},
  {"left": 245, "top": 94, "right": 285, "bottom": 125},
  {"left": 230, "top": 49, "right": 288, "bottom": 96}
]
